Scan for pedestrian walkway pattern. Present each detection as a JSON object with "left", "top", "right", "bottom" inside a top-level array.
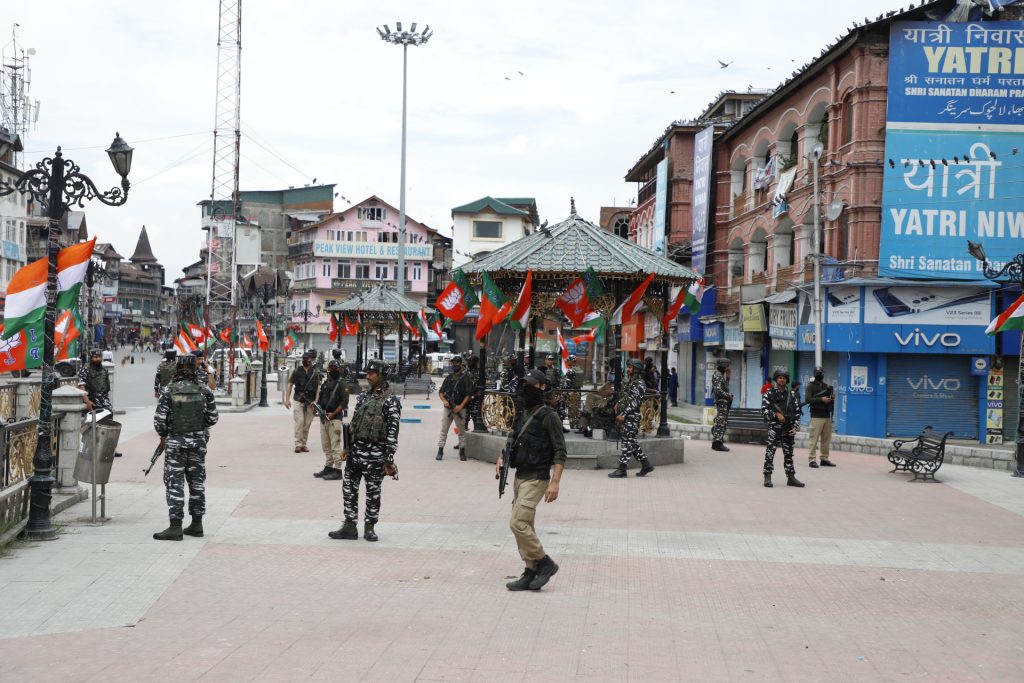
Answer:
[{"left": 1, "top": 401, "right": 1022, "bottom": 682}]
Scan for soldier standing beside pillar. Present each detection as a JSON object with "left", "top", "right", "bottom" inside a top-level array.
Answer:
[
  {"left": 711, "top": 357, "right": 733, "bottom": 452},
  {"left": 608, "top": 358, "right": 654, "bottom": 478}
]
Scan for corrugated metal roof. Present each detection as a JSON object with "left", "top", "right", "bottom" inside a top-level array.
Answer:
[
  {"left": 325, "top": 284, "right": 429, "bottom": 317},
  {"left": 458, "top": 207, "right": 698, "bottom": 284}
]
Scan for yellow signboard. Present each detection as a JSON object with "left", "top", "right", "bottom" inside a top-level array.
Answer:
[{"left": 741, "top": 304, "right": 767, "bottom": 332}]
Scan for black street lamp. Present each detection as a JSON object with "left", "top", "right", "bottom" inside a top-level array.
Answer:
[
  {"left": 246, "top": 282, "right": 277, "bottom": 408},
  {"left": 967, "top": 239, "right": 1024, "bottom": 478},
  {"left": 291, "top": 303, "right": 321, "bottom": 352},
  {"left": 0, "top": 132, "right": 133, "bottom": 540}
]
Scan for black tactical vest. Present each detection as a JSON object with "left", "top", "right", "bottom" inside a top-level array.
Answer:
[
  {"left": 512, "top": 406, "right": 555, "bottom": 470},
  {"left": 168, "top": 382, "right": 206, "bottom": 434},
  {"left": 86, "top": 366, "right": 110, "bottom": 395},
  {"left": 351, "top": 390, "right": 390, "bottom": 443},
  {"left": 158, "top": 361, "right": 176, "bottom": 388}
]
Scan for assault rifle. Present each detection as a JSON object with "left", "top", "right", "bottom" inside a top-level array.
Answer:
[
  {"left": 497, "top": 445, "right": 512, "bottom": 498},
  {"left": 144, "top": 438, "right": 166, "bottom": 476},
  {"left": 310, "top": 401, "right": 327, "bottom": 422},
  {"left": 343, "top": 422, "right": 352, "bottom": 453}
]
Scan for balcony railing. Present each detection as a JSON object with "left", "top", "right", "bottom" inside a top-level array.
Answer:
[
  {"left": 291, "top": 277, "right": 318, "bottom": 291},
  {"left": 637, "top": 178, "right": 657, "bottom": 205},
  {"left": 288, "top": 242, "right": 314, "bottom": 259},
  {"left": 731, "top": 191, "right": 750, "bottom": 218}
]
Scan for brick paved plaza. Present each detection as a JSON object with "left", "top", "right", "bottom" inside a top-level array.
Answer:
[{"left": 1, "top": 398, "right": 1022, "bottom": 682}]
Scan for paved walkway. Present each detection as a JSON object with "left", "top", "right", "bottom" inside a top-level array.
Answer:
[{"left": 1, "top": 394, "right": 1023, "bottom": 682}]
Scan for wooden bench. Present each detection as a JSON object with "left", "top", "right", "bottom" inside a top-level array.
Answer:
[
  {"left": 402, "top": 377, "right": 435, "bottom": 399},
  {"left": 887, "top": 426, "right": 953, "bottom": 482}
]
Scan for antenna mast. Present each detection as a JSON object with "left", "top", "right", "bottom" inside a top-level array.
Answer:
[
  {"left": 0, "top": 23, "right": 40, "bottom": 168},
  {"left": 206, "top": 0, "right": 242, "bottom": 315}
]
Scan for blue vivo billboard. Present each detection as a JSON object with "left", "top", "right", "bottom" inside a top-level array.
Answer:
[
  {"left": 690, "top": 125, "right": 714, "bottom": 277},
  {"left": 879, "top": 21, "right": 1024, "bottom": 280}
]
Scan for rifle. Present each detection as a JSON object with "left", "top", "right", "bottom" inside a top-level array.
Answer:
[
  {"left": 144, "top": 438, "right": 166, "bottom": 476},
  {"left": 497, "top": 445, "right": 512, "bottom": 498},
  {"left": 311, "top": 402, "right": 327, "bottom": 421},
  {"left": 343, "top": 423, "right": 352, "bottom": 453}
]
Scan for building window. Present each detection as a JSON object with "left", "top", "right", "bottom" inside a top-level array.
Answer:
[
  {"left": 374, "top": 262, "right": 389, "bottom": 280},
  {"left": 322, "top": 261, "right": 331, "bottom": 277},
  {"left": 358, "top": 207, "right": 386, "bottom": 222},
  {"left": 412, "top": 263, "right": 422, "bottom": 281},
  {"left": 613, "top": 217, "right": 629, "bottom": 239},
  {"left": 354, "top": 261, "right": 370, "bottom": 279},
  {"left": 356, "top": 232, "right": 367, "bottom": 242},
  {"left": 842, "top": 99, "right": 854, "bottom": 145},
  {"left": 473, "top": 221, "right": 502, "bottom": 239},
  {"left": 338, "top": 261, "right": 351, "bottom": 278}
]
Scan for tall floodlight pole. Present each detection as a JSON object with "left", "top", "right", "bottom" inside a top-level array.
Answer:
[{"left": 377, "top": 21, "right": 433, "bottom": 297}]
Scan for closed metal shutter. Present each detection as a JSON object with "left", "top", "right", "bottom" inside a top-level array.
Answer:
[
  {"left": 1003, "top": 356, "right": 1019, "bottom": 442},
  {"left": 744, "top": 349, "right": 762, "bottom": 408},
  {"left": 886, "top": 354, "right": 977, "bottom": 439}
]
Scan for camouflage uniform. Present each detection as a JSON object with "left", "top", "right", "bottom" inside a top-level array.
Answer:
[
  {"left": 344, "top": 384, "right": 401, "bottom": 524},
  {"left": 711, "top": 369, "right": 732, "bottom": 442},
  {"left": 761, "top": 385, "right": 799, "bottom": 475},
  {"left": 154, "top": 359, "right": 177, "bottom": 395},
  {"left": 79, "top": 363, "right": 113, "bottom": 412},
  {"left": 546, "top": 364, "right": 567, "bottom": 423},
  {"left": 154, "top": 377, "right": 219, "bottom": 521},
  {"left": 617, "top": 374, "right": 648, "bottom": 467}
]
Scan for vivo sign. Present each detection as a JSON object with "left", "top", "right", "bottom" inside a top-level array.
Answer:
[
  {"left": 894, "top": 329, "right": 960, "bottom": 348},
  {"left": 907, "top": 376, "right": 961, "bottom": 392}
]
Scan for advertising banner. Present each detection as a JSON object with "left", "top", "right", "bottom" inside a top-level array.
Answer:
[
  {"left": 880, "top": 20, "right": 1024, "bottom": 279},
  {"left": 741, "top": 304, "right": 766, "bottom": 332},
  {"left": 724, "top": 322, "right": 743, "bottom": 350},
  {"left": 863, "top": 285, "right": 991, "bottom": 325},
  {"left": 653, "top": 158, "right": 668, "bottom": 256},
  {"left": 313, "top": 241, "right": 433, "bottom": 260},
  {"left": 826, "top": 286, "right": 861, "bottom": 324},
  {"left": 690, "top": 125, "right": 714, "bottom": 276},
  {"left": 768, "top": 304, "right": 797, "bottom": 350}
]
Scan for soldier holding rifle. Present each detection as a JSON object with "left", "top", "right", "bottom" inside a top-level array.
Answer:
[{"left": 805, "top": 366, "right": 836, "bottom": 468}]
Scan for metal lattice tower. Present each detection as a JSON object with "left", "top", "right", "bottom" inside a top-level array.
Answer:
[
  {"left": 0, "top": 24, "right": 40, "bottom": 168},
  {"left": 206, "top": 0, "right": 242, "bottom": 312}
]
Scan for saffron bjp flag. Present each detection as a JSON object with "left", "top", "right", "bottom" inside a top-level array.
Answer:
[
  {"left": 436, "top": 269, "right": 478, "bottom": 321},
  {"left": 662, "top": 286, "right": 688, "bottom": 333},
  {"left": 241, "top": 335, "right": 253, "bottom": 350},
  {"left": 556, "top": 328, "right": 569, "bottom": 374},
  {"left": 475, "top": 272, "right": 509, "bottom": 341},
  {"left": 401, "top": 313, "right": 420, "bottom": 338},
  {"left": 610, "top": 273, "right": 655, "bottom": 326},
  {"left": 509, "top": 271, "right": 533, "bottom": 330},
  {"left": 174, "top": 327, "right": 198, "bottom": 354},
  {"left": 256, "top": 319, "right": 269, "bottom": 352},
  {"left": 218, "top": 326, "right": 233, "bottom": 344},
  {"left": 284, "top": 330, "right": 297, "bottom": 353},
  {"left": 328, "top": 314, "right": 339, "bottom": 342},
  {"left": 55, "top": 309, "right": 81, "bottom": 357},
  {"left": 555, "top": 277, "right": 589, "bottom": 327},
  {"left": 986, "top": 293, "right": 1024, "bottom": 335}
]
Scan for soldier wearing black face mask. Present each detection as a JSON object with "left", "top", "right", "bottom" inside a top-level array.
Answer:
[
  {"left": 79, "top": 350, "right": 112, "bottom": 413},
  {"left": 314, "top": 360, "right": 349, "bottom": 480},
  {"left": 805, "top": 366, "right": 835, "bottom": 468}
]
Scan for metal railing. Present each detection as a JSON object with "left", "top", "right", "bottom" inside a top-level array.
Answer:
[
  {"left": 1, "top": 418, "right": 39, "bottom": 489},
  {"left": 480, "top": 388, "right": 661, "bottom": 435}
]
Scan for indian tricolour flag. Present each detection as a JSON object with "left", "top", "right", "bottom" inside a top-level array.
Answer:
[
  {"left": 684, "top": 279, "right": 705, "bottom": 314},
  {"left": 2, "top": 237, "right": 97, "bottom": 340},
  {"left": 986, "top": 293, "right": 1024, "bottom": 335}
]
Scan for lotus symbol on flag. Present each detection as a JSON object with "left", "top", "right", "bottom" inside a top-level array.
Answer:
[
  {"left": 441, "top": 288, "right": 462, "bottom": 311},
  {"left": 0, "top": 334, "right": 22, "bottom": 365},
  {"left": 563, "top": 281, "right": 585, "bottom": 313}
]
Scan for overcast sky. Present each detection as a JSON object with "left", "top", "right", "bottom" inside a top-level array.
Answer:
[{"left": 8, "top": 0, "right": 907, "bottom": 280}]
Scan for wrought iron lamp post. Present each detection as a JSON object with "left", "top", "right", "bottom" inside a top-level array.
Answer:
[
  {"left": 247, "top": 283, "right": 274, "bottom": 408},
  {"left": 291, "top": 303, "right": 320, "bottom": 352},
  {"left": 376, "top": 21, "right": 433, "bottom": 297},
  {"left": 967, "top": 239, "right": 1024, "bottom": 478},
  {"left": 0, "top": 132, "right": 134, "bottom": 540}
]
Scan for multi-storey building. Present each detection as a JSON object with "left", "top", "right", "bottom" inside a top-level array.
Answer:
[
  {"left": 92, "top": 243, "right": 123, "bottom": 346},
  {"left": 0, "top": 136, "right": 28, "bottom": 295},
  {"left": 117, "top": 226, "right": 167, "bottom": 339},
  {"left": 451, "top": 197, "right": 538, "bottom": 266}
]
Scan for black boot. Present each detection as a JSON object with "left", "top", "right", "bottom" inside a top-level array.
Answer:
[
  {"left": 328, "top": 520, "right": 358, "bottom": 540},
  {"left": 582, "top": 427, "right": 593, "bottom": 439},
  {"left": 363, "top": 523, "right": 378, "bottom": 542},
  {"left": 763, "top": 473, "right": 773, "bottom": 488},
  {"left": 153, "top": 519, "right": 183, "bottom": 541},
  {"left": 322, "top": 467, "right": 343, "bottom": 481},
  {"left": 436, "top": 447, "right": 444, "bottom": 461},
  {"left": 506, "top": 568, "right": 537, "bottom": 591},
  {"left": 459, "top": 448, "right": 467, "bottom": 462},
  {"left": 528, "top": 555, "right": 559, "bottom": 590},
  {"left": 711, "top": 441, "right": 730, "bottom": 452},
  {"left": 182, "top": 516, "right": 204, "bottom": 538},
  {"left": 636, "top": 461, "right": 655, "bottom": 477},
  {"left": 787, "top": 473, "right": 805, "bottom": 488},
  {"left": 313, "top": 466, "right": 330, "bottom": 478},
  {"left": 608, "top": 467, "right": 627, "bottom": 478}
]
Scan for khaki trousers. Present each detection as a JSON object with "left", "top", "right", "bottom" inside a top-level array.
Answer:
[
  {"left": 808, "top": 417, "right": 833, "bottom": 461},
  {"left": 437, "top": 408, "right": 468, "bottom": 449},
  {"left": 293, "top": 402, "right": 315, "bottom": 448},
  {"left": 320, "top": 418, "right": 344, "bottom": 469},
  {"left": 510, "top": 477, "right": 547, "bottom": 569}
]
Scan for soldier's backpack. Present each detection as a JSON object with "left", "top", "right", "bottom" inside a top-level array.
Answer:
[
  {"left": 350, "top": 391, "right": 391, "bottom": 443},
  {"left": 168, "top": 382, "right": 207, "bottom": 435}
]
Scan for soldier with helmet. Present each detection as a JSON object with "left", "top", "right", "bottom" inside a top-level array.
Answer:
[
  {"left": 314, "top": 359, "right": 349, "bottom": 481},
  {"left": 152, "top": 354, "right": 220, "bottom": 541},
  {"left": 608, "top": 358, "right": 655, "bottom": 478},
  {"left": 79, "top": 349, "right": 113, "bottom": 413},
  {"left": 761, "top": 366, "right": 805, "bottom": 489},
  {"left": 711, "top": 357, "right": 734, "bottom": 452},
  {"left": 154, "top": 347, "right": 178, "bottom": 398},
  {"left": 329, "top": 359, "right": 401, "bottom": 542},
  {"left": 285, "top": 349, "right": 322, "bottom": 453}
]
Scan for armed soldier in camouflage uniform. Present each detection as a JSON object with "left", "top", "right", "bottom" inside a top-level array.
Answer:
[
  {"left": 329, "top": 359, "right": 401, "bottom": 542},
  {"left": 761, "top": 366, "right": 805, "bottom": 489},
  {"left": 437, "top": 355, "right": 472, "bottom": 461},
  {"left": 314, "top": 359, "right": 349, "bottom": 481},
  {"left": 465, "top": 355, "right": 483, "bottom": 432},
  {"left": 608, "top": 358, "right": 654, "bottom": 478},
  {"left": 710, "top": 357, "right": 733, "bottom": 452},
  {"left": 153, "top": 349, "right": 177, "bottom": 398},
  {"left": 153, "top": 355, "right": 220, "bottom": 541},
  {"left": 79, "top": 349, "right": 113, "bottom": 413},
  {"left": 562, "top": 354, "right": 579, "bottom": 430}
]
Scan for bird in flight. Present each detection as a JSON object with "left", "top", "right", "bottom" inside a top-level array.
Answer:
[
  {"left": 518, "top": 71, "right": 524, "bottom": 76},
  {"left": 718, "top": 60, "right": 732, "bottom": 68}
]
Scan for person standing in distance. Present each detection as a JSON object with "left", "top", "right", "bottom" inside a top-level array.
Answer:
[
  {"left": 285, "top": 349, "right": 321, "bottom": 453},
  {"left": 805, "top": 366, "right": 836, "bottom": 468},
  {"left": 710, "top": 357, "right": 733, "bottom": 452},
  {"left": 668, "top": 367, "right": 679, "bottom": 407},
  {"left": 79, "top": 349, "right": 113, "bottom": 413},
  {"left": 314, "top": 359, "right": 349, "bottom": 481},
  {"left": 153, "top": 355, "right": 219, "bottom": 540},
  {"left": 437, "top": 355, "right": 471, "bottom": 461},
  {"left": 497, "top": 369, "right": 566, "bottom": 591},
  {"left": 608, "top": 358, "right": 655, "bottom": 478},
  {"left": 329, "top": 359, "right": 400, "bottom": 542},
  {"left": 154, "top": 348, "right": 177, "bottom": 398},
  {"left": 761, "top": 366, "right": 805, "bottom": 489}
]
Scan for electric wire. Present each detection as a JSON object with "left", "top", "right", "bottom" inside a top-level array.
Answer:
[{"left": 24, "top": 130, "right": 209, "bottom": 155}]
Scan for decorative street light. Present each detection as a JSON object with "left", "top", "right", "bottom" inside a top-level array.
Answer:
[
  {"left": 246, "top": 278, "right": 279, "bottom": 408},
  {"left": 376, "top": 21, "right": 433, "bottom": 297},
  {"left": 0, "top": 131, "right": 134, "bottom": 540},
  {"left": 967, "top": 239, "right": 1024, "bottom": 478},
  {"left": 291, "top": 302, "right": 321, "bottom": 352}
]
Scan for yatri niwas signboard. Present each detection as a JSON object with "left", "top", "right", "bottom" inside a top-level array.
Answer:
[{"left": 879, "top": 21, "right": 1024, "bottom": 280}]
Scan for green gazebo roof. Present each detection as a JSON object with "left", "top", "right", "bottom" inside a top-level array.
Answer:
[{"left": 325, "top": 284, "right": 430, "bottom": 321}]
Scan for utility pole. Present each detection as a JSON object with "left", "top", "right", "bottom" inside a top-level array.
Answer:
[{"left": 811, "top": 143, "right": 823, "bottom": 368}]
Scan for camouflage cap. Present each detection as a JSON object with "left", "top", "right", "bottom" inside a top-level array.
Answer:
[
  {"left": 365, "top": 359, "right": 390, "bottom": 376},
  {"left": 772, "top": 366, "right": 790, "bottom": 380}
]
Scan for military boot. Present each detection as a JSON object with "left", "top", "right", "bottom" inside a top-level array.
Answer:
[
  {"left": 363, "top": 523, "right": 378, "bottom": 542},
  {"left": 528, "top": 555, "right": 559, "bottom": 590},
  {"left": 506, "top": 568, "right": 537, "bottom": 591},
  {"left": 763, "top": 473, "right": 773, "bottom": 488},
  {"left": 322, "top": 467, "right": 343, "bottom": 481},
  {"left": 183, "top": 516, "right": 204, "bottom": 538},
  {"left": 786, "top": 473, "right": 805, "bottom": 488},
  {"left": 313, "top": 466, "right": 330, "bottom": 478},
  {"left": 153, "top": 519, "right": 183, "bottom": 541},
  {"left": 636, "top": 460, "right": 655, "bottom": 477},
  {"left": 711, "top": 441, "right": 730, "bottom": 452},
  {"left": 459, "top": 447, "right": 467, "bottom": 462},
  {"left": 436, "top": 447, "right": 444, "bottom": 461},
  {"left": 582, "top": 427, "right": 593, "bottom": 439},
  {"left": 328, "top": 520, "right": 359, "bottom": 540},
  {"left": 607, "top": 467, "right": 627, "bottom": 478}
]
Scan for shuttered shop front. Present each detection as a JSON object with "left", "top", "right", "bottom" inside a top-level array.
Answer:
[
  {"left": 1002, "top": 356, "right": 1019, "bottom": 443},
  {"left": 886, "top": 354, "right": 977, "bottom": 439}
]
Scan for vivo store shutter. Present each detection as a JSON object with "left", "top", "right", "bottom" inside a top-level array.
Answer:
[
  {"left": 886, "top": 354, "right": 977, "bottom": 440},
  {"left": 1003, "top": 356, "right": 1019, "bottom": 443}
]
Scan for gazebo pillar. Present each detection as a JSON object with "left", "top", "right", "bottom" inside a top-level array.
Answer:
[
  {"left": 377, "top": 324, "right": 385, "bottom": 361},
  {"left": 398, "top": 325, "right": 404, "bottom": 372},
  {"left": 528, "top": 315, "right": 537, "bottom": 369},
  {"left": 658, "top": 284, "right": 671, "bottom": 437},
  {"left": 476, "top": 342, "right": 489, "bottom": 433},
  {"left": 356, "top": 327, "right": 363, "bottom": 368}
]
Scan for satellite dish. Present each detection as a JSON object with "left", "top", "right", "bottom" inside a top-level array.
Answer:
[
  {"left": 826, "top": 199, "right": 844, "bottom": 221},
  {"left": 27, "top": 48, "right": 36, "bottom": 55}
]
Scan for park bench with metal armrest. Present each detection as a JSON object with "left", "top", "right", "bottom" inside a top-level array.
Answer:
[{"left": 887, "top": 426, "right": 954, "bottom": 482}]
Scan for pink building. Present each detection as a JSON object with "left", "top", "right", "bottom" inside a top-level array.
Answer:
[{"left": 288, "top": 196, "right": 439, "bottom": 341}]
